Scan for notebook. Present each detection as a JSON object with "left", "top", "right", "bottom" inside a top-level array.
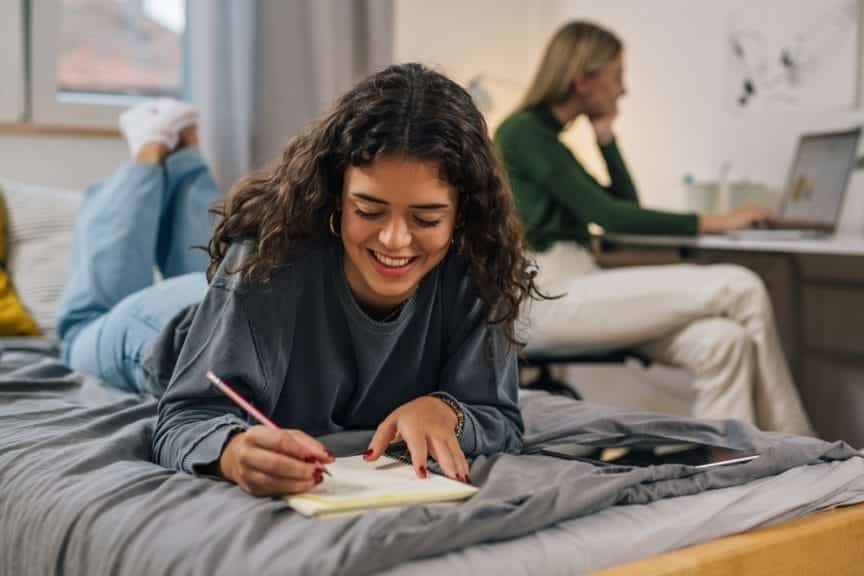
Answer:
[{"left": 284, "top": 455, "right": 479, "bottom": 517}]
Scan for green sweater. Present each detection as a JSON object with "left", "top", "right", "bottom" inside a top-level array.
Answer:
[{"left": 494, "top": 106, "right": 699, "bottom": 251}]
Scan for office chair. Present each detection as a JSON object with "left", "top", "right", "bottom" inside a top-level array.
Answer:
[{"left": 519, "top": 346, "right": 652, "bottom": 400}]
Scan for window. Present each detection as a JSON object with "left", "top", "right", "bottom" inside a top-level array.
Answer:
[{"left": 31, "top": 0, "right": 187, "bottom": 127}]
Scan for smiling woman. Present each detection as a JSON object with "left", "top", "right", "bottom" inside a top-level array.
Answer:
[
  {"left": 340, "top": 158, "right": 458, "bottom": 315},
  {"left": 55, "top": 63, "right": 542, "bottom": 498}
]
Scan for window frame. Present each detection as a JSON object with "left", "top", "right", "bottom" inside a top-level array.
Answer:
[{"left": 30, "top": 0, "right": 185, "bottom": 128}]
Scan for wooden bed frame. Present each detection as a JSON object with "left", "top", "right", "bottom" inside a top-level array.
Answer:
[{"left": 592, "top": 502, "right": 864, "bottom": 575}]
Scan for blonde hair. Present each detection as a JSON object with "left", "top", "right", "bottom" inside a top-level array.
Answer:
[{"left": 519, "top": 21, "right": 622, "bottom": 111}]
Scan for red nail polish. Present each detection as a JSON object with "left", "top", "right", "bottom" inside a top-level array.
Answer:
[
  {"left": 304, "top": 456, "right": 316, "bottom": 463},
  {"left": 419, "top": 465, "right": 427, "bottom": 478},
  {"left": 465, "top": 475, "right": 472, "bottom": 485},
  {"left": 326, "top": 450, "right": 335, "bottom": 458},
  {"left": 363, "top": 449, "right": 373, "bottom": 459},
  {"left": 314, "top": 475, "right": 323, "bottom": 485}
]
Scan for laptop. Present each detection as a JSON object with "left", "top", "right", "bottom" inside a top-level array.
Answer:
[{"left": 727, "top": 126, "right": 862, "bottom": 241}]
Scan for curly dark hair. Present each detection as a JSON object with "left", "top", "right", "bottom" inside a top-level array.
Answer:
[{"left": 208, "top": 63, "right": 541, "bottom": 346}]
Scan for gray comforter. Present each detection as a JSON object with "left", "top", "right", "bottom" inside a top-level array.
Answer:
[{"left": 0, "top": 348, "right": 859, "bottom": 576}]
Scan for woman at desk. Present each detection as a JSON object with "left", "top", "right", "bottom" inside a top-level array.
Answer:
[{"left": 495, "top": 20, "right": 813, "bottom": 435}]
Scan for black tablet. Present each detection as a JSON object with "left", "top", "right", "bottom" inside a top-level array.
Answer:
[{"left": 539, "top": 442, "right": 759, "bottom": 469}]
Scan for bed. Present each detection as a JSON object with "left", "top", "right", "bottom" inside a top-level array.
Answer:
[
  {"left": 1, "top": 180, "right": 864, "bottom": 575},
  {"left": 1, "top": 339, "right": 863, "bottom": 576}
]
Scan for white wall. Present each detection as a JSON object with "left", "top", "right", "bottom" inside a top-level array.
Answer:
[
  {"left": 0, "top": 133, "right": 127, "bottom": 190},
  {"left": 393, "top": 0, "right": 561, "bottom": 130},
  {"left": 395, "top": 0, "right": 864, "bottom": 232}
]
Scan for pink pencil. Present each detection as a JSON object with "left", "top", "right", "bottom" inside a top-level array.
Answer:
[
  {"left": 205, "top": 370, "right": 331, "bottom": 476},
  {"left": 206, "top": 370, "right": 279, "bottom": 429}
]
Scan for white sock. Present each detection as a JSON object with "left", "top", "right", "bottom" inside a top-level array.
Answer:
[
  {"left": 155, "top": 98, "right": 199, "bottom": 137},
  {"left": 118, "top": 100, "right": 180, "bottom": 156}
]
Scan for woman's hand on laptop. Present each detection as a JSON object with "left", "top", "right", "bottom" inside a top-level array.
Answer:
[
  {"left": 699, "top": 204, "right": 773, "bottom": 233},
  {"left": 728, "top": 204, "right": 774, "bottom": 229}
]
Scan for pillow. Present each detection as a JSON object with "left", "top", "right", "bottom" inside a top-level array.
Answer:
[
  {"left": 0, "top": 178, "right": 82, "bottom": 336},
  {"left": 0, "top": 188, "right": 40, "bottom": 335}
]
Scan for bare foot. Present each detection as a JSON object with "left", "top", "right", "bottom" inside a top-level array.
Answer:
[
  {"left": 178, "top": 125, "right": 199, "bottom": 148},
  {"left": 135, "top": 142, "right": 170, "bottom": 164}
]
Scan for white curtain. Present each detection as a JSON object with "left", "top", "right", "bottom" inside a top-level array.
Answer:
[
  {"left": 186, "top": 0, "right": 394, "bottom": 193},
  {"left": 185, "top": 0, "right": 256, "bottom": 194}
]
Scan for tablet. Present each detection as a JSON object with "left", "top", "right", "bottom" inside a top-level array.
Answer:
[{"left": 539, "top": 442, "right": 760, "bottom": 469}]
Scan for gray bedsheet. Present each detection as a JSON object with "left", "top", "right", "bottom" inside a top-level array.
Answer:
[
  {"left": 0, "top": 348, "right": 861, "bottom": 576},
  {"left": 387, "top": 439, "right": 864, "bottom": 575}
]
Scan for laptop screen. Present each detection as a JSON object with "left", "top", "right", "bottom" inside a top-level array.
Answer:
[{"left": 780, "top": 128, "right": 861, "bottom": 227}]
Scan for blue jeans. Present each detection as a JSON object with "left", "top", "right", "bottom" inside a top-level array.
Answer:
[{"left": 57, "top": 149, "right": 217, "bottom": 393}]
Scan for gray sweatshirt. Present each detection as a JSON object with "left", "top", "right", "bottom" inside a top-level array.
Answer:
[{"left": 150, "top": 238, "right": 524, "bottom": 473}]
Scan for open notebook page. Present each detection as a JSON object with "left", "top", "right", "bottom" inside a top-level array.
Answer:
[{"left": 285, "top": 455, "right": 478, "bottom": 517}]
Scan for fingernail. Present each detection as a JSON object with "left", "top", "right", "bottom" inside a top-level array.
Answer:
[
  {"left": 314, "top": 469, "right": 324, "bottom": 480},
  {"left": 419, "top": 466, "right": 427, "bottom": 478},
  {"left": 326, "top": 450, "right": 335, "bottom": 458},
  {"left": 363, "top": 449, "right": 373, "bottom": 459},
  {"left": 465, "top": 475, "right": 472, "bottom": 485},
  {"left": 456, "top": 473, "right": 464, "bottom": 482},
  {"left": 314, "top": 475, "right": 323, "bottom": 485},
  {"left": 304, "top": 456, "right": 316, "bottom": 463}
]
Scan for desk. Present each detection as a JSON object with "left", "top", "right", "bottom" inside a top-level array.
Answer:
[{"left": 603, "top": 233, "right": 864, "bottom": 448}]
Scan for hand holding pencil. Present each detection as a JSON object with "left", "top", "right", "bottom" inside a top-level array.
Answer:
[{"left": 206, "top": 371, "right": 334, "bottom": 497}]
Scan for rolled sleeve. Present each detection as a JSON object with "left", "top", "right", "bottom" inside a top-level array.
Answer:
[{"left": 177, "top": 414, "right": 250, "bottom": 474}]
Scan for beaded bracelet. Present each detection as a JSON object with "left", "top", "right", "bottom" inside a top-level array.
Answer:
[{"left": 429, "top": 392, "right": 465, "bottom": 440}]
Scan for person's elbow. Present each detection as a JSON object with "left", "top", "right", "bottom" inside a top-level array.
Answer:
[{"left": 151, "top": 408, "right": 177, "bottom": 469}]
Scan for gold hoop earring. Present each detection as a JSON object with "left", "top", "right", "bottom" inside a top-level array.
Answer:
[{"left": 329, "top": 211, "right": 340, "bottom": 237}]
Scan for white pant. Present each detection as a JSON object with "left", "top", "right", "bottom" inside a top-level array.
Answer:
[{"left": 525, "top": 243, "right": 814, "bottom": 436}]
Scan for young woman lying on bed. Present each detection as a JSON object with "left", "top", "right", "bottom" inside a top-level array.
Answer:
[{"left": 56, "top": 63, "right": 541, "bottom": 497}]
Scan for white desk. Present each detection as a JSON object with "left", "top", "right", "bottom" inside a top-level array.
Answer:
[
  {"left": 606, "top": 233, "right": 864, "bottom": 256},
  {"left": 603, "top": 233, "right": 864, "bottom": 448}
]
